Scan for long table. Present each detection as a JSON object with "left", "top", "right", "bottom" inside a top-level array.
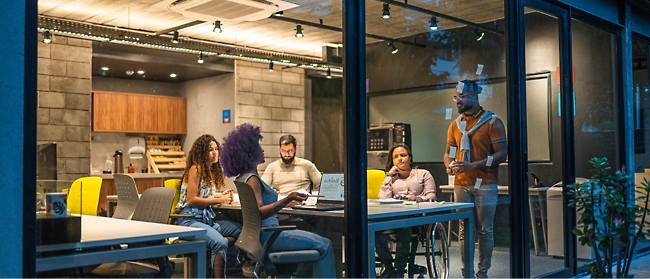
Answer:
[
  {"left": 439, "top": 185, "right": 550, "bottom": 255},
  {"left": 36, "top": 215, "right": 207, "bottom": 278},
  {"left": 215, "top": 201, "right": 475, "bottom": 277}
]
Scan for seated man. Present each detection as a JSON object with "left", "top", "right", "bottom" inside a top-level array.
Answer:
[{"left": 262, "top": 134, "right": 322, "bottom": 195}]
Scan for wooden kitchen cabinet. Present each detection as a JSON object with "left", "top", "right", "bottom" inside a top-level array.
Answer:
[
  {"left": 93, "top": 91, "right": 186, "bottom": 134},
  {"left": 156, "top": 96, "right": 187, "bottom": 134},
  {"left": 93, "top": 91, "right": 128, "bottom": 132}
]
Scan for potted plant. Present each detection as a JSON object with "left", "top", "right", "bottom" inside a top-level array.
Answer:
[{"left": 568, "top": 157, "right": 650, "bottom": 278}]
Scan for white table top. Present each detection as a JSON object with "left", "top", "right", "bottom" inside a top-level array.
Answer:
[
  {"left": 36, "top": 215, "right": 206, "bottom": 252},
  {"left": 215, "top": 201, "right": 473, "bottom": 219},
  {"left": 439, "top": 185, "right": 551, "bottom": 194}
]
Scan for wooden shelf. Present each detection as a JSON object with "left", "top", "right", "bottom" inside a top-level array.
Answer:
[{"left": 146, "top": 145, "right": 186, "bottom": 174}]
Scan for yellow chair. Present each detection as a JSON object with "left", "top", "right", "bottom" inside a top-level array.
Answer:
[
  {"left": 67, "top": 176, "right": 103, "bottom": 216},
  {"left": 164, "top": 178, "right": 182, "bottom": 217},
  {"left": 367, "top": 169, "right": 386, "bottom": 199}
]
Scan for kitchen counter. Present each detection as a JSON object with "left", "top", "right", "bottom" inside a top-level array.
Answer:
[{"left": 94, "top": 173, "right": 182, "bottom": 180}]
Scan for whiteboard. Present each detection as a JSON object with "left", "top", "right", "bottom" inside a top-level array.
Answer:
[{"left": 368, "top": 76, "right": 550, "bottom": 162}]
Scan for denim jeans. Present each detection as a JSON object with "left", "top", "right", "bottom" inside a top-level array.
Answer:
[
  {"left": 261, "top": 228, "right": 337, "bottom": 278},
  {"left": 454, "top": 183, "right": 498, "bottom": 278},
  {"left": 178, "top": 206, "right": 242, "bottom": 277}
]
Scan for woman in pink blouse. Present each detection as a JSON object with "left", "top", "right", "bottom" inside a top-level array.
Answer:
[{"left": 376, "top": 143, "right": 437, "bottom": 277}]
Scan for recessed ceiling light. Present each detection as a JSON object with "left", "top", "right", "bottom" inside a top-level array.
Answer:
[
  {"left": 170, "top": 73, "right": 177, "bottom": 78},
  {"left": 137, "top": 70, "right": 145, "bottom": 75},
  {"left": 101, "top": 67, "right": 109, "bottom": 71},
  {"left": 126, "top": 70, "right": 134, "bottom": 75}
]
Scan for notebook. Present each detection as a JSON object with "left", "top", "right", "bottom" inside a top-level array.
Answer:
[{"left": 291, "top": 173, "right": 345, "bottom": 211}]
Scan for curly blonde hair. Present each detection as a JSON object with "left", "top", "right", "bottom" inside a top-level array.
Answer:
[{"left": 182, "top": 134, "right": 225, "bottom": 190}]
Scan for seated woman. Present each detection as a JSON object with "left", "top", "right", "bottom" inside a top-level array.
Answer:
[
  {"left": 376, "top": 143, "right": 437, "bottom": 278},
  {"left": 220, "top": 123, "right": 336, "bottom": 278},
  {"left": 175, "top": 134, "right": 242, "bottom": 279}
]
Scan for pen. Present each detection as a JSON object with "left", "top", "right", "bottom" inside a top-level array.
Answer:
[{"left": 307, "top": 195, "right": 325, "bottom": 197}]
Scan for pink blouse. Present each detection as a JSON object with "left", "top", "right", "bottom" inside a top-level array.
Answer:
[{"left": 379, "top": 168, "right": 437, "bottom": 202}]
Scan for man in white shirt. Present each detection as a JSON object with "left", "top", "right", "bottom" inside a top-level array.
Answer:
[{"left": 262, "top": 134, "right": 322, "bottom": 195}]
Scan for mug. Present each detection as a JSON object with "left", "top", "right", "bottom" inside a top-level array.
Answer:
[{"left": 45, "top": 193, "right": 68, "bottom": 217}]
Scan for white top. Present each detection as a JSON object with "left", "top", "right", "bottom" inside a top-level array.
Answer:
[
  {"left": 262, "top": 158, "right": 322, "bottom": 194},
  {"left": 36, "top": 215, "right": 206, "bottom": 252}
]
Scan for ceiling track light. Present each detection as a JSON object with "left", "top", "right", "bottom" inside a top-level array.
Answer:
[
  {"left": 213, "top": 21, "right": 222, "bottom": 33},
  {"left": 382, "top": 3, "right": 391, "bottom": 19},
  {"left": 295, "top": 25, "right": 304, "bottom": 37},
  {"left": 198, "top": 52, "right": 204, "bottom": 63},
  {"left": 274, "top": 11, "right": 284, "bottom": 17},
  {"left": 326, "top": 68, "right": 332, "bottom": 79},
  {"left": 43, "top": 30, "right": 52, "bottom": 43},
  {"left": 390, "top": 42, "right": 398, "bottom": 54},
  {"left": 429, "top": 16, "right": 438, "bottom": 31},
  {"left": 269, "top": 62, "right": 274, "bottom": 72},
  {"left": 172, "top": 31, "right": 179, "bottom": 43},
  {"left": 474, "top": 28, "right": 485, "bottom": 41}
]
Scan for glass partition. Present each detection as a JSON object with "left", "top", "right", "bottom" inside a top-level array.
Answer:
[{"left": 632, "top": 38, "right": 650, "bottom": 253}]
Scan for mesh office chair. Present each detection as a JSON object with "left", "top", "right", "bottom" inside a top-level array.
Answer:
[
  {"left": 112, "top": 174, "right": 140, "bottom": 220},
  {"left": 68, "top": 176, "right": 103, "bottom": 216},
  {"left": 234, "top": 181, "right": 321, "bottom": 278}
]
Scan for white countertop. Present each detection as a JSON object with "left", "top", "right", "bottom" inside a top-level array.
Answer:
[{"left": 94, "top": 173, "right": 183, "bottom": 180}]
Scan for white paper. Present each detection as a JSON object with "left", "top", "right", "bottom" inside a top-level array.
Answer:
[
  {"left": 445, "top": 108, "right": 452, "bottom": 120},
  {"left": 474, "top": 178, "right": 483, "bottom": 189},
  {"left": 457, "top": 81, "right": 465, "bottom": 93},
  {"left": 476, "top": 64, "right": 484, "bottom": 75},
  {"left": 449, "top": 146, "right": 457, "bottom": 159},
  {"left": 296, "top": 189, "right": 317, "bottom": 205}
]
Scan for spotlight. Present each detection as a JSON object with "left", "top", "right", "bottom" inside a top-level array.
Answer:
[
  {"left": 198, "top": 52, "right": 204, "bottom": 64},
  {"left": 269, "top": 62, "right": 274, "bottom": 72},
  {"left": 474, "top": 28, "right": 484, "bottom": 41},
  {"left": 101, "top": 67, "right": 109, "bottom": 71},
  {"left": 126, "top": 70, "right": 134, "bottom": 76},
  {"left": 274, "top": 11, "right": 284, "bottom": 17},
  {"left": 172, "top": 31, "right": 179, "bottom": 43},
  {"left": 390, "top": 42, "right": 398, "bottom": 54},
  {"left": 43, "top": 30, "right": 52, "bottom": 43},
  {"left": 170, "top": 73, "right": 177, "bottom": 78},
  {"left": 137, "top": 70, "right": 145, "bottom": 75},
  {"left": 295, "top": 25, "right": 304, "bottom": 37},
  {"left": 213, "top": 21, "right": 222, "bottom": 33},
  {"left": 429, "top": 16, "right": 438, "bottom": 31},
  {"left": 382, "top": 3, "right": 391, "bottom": 19},
  {"left": 326, "top": 68, "right": 332, "bottom": 79}
]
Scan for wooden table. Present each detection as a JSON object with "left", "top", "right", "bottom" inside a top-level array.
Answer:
[{"left": 36, "top": 215, "right": 207, "bottom": 278}]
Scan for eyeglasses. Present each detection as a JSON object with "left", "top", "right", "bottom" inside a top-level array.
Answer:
[
  {"left": 280, "top": 149, "right": 295, "bottom": 155},
  {"left": 453, "top": 93, "right": 469, "bottom": 102}
]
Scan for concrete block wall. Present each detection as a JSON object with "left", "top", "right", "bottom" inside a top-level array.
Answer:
[
  {"left": 37, "top": 34, "right": 92, "bottom": 182},
  {"left": 234, "top": 61, "right": 306, "bottom": 172}
]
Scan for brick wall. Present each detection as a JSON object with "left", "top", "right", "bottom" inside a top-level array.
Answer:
[
  {"left": 37, "top": 34, "right": 92, "bottom": 182},
  {"left": 234, "top": 61, "right": 305, "bottom": 172}
]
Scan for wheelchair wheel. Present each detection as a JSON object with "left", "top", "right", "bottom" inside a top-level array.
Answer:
[{"left": 425, "top": 223, "right": 449, "bottom": 279}]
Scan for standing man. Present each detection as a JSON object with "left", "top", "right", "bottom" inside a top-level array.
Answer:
[
  {"left": 262, "top": 134, "right": 322, "bottom": 194},
  {"left": 444, "top": 79, "right": 507, "bottom": 278}
]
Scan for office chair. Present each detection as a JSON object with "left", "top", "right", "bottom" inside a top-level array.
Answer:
[
  {"left": 234, "top": 181, "right": 321, "bottom": 278},
  {"left": 68, "top": 176, "right": 103, "bottom": 216},
  {"left": 367, "top": 169, "right": 386, "bottom": 199},
  {"left": 90, "top": 187, "right": 177, "bottom": 278},
  {"left": 112, "top": 174, "right": 139, "bottom": 220}
]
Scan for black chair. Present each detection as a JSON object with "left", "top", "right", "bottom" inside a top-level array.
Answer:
[{"left": 234, "top": 181, "right": 321, "bottom": 278}]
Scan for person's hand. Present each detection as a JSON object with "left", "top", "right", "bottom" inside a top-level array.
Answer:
[
  {"left": 452, "top": 161, "right": 475, "bottom": 174},
  {"left": 387, "top": 166, "right": 400, "bottom": 177},
  {"left": 285, "top": 200, "right": 300, "bottom": 208},
  {"left": 287, "top": 191, "right": 308, "bottom": 202},
  {"left": 407, "top": 196, "right": 424, "bottom": 203},
  {"left": 219, "top": 195, "right": 233, "bottom": 204},
  {"left": 446, "top": 161, "right": 457, "bottom": 175}
]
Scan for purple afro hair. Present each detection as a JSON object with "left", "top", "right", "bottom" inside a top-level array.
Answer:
[{"left": 220, "top": 123, "right": 264, "bottom": 177}]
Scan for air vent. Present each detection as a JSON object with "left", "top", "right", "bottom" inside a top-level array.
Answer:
[{"left": 157, "top": 0, "right": 298, "bottom": 23}]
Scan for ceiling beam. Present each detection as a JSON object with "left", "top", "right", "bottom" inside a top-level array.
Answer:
[
  {"left": 154, "top": 20, "right": 206, "bottom": 35},
  {"left": 378, "top": 0, "right": 504, "bottom": 35},
  {"left": 269, "top": 15, "right": 427, "bottom": 48}
]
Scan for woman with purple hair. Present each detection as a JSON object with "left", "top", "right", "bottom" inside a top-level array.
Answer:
[
  {"left": 175, "top": 134, "right": 242, "bottom": 278},
  {"left": 220, "top": 123, "right": 336, "bottom": 278}
]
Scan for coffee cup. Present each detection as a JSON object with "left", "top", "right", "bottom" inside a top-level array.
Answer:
[{"left": 45, "top": 193, "right": 68, "bottom": 217}]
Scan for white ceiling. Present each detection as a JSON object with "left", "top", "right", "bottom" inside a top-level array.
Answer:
[{"left": 38, "top": 0, "right": 505, "bottom": 58}]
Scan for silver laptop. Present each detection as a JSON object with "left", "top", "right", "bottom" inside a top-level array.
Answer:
[{"left": 291, "top": 173, "right": 345, "bottom": 211}]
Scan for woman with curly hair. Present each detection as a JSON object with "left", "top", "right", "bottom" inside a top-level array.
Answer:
[
  {"left": 176, "top": 134, "right": 242, "bottom": 278},
  {"left": 220, "top": 123, "right": 336, "bottom": 278}
]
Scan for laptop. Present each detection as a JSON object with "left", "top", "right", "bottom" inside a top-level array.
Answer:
[{"left": 291, "top": 173, "right": 345, "bottom": 211}]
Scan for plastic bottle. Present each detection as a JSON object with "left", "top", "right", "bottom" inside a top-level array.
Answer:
[{"left": 128, "top": 164, "right": 135, "bottom": 173}]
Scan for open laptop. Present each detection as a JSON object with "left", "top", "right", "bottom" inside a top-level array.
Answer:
[{"left": 291, "top": 173, "right": 345, "bottom": 211}]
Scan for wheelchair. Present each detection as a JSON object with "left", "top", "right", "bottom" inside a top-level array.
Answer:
[{"left": 378, "top": 222, "right": 449, "bottom": 279}]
